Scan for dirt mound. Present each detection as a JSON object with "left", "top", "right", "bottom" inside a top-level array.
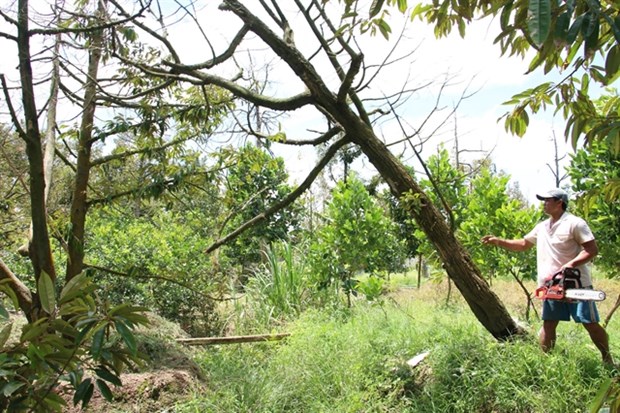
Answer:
[{"left": 61, "top": 368, "right": 202, "bottom": 412}]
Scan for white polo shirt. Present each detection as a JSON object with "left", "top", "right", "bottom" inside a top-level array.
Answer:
[{"left": 524, "top": 212, "right": 595, "bottom": 287}]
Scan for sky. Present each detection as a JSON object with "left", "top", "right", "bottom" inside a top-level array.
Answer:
[
  {"left": 0, "top": 1, "right": 575, "bottom": 204},
  {"left": 234, "top": 4, "right": 576, "bottom": 203}
]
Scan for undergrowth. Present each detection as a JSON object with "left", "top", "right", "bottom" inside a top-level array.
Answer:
[{"left": 174, "top": 293, "right": 618, "bottom": 413}]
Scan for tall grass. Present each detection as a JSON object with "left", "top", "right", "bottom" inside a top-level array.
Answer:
[
  {"left": 238, "top": 241, "right": 308, "bottom": 330},
  {"left": 175, "top": 294, "right": 617, "bottom": 412}
]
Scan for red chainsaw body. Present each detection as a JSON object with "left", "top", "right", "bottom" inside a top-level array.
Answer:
[{"left": 534, "top": 268, "right": 582, "bottom": 301}]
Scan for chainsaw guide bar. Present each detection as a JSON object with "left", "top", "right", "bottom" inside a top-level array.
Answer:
[{"left": 534, "top": 268, "right": 606, "bottom": 302}]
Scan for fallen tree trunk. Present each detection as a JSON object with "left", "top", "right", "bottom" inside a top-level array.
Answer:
[{"left": 177, "top": 333, "right": 291, "bottom": 346}]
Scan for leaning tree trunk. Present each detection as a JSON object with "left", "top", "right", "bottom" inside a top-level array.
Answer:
[
  {"left": 178, "top": 0, "right": 527, "bottom": 341},
  {"left": 348, "top": 119, "right": 525, "bottom": 340}
]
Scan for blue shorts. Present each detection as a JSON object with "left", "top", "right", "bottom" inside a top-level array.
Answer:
[{"left": 542, "top": 299, "right": 600, "bottom": 323}]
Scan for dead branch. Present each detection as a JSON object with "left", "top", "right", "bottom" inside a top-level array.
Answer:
[
  {"left": 603, "top": 293, "right": 620, "bottom": 329},
  {"left": 177, "top": 333, "right": 290, "bottom": 345}
]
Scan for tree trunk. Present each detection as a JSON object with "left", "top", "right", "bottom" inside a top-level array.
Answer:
[
  {"left": 182, "top": 0, "right": 527, "bottom": 341},
  {"left": 16, "top": 0, "right": 56, "bottom": 317},
  {"left": 66, "top": 4, "right": 105, "bottom": 282},
  {"left": 349, "top": 120, "right": 524, "bottom": 340}
]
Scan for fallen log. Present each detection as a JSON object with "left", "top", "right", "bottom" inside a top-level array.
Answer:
[{"left": 176, "top": 333, "right": 291, "bottom": 346}]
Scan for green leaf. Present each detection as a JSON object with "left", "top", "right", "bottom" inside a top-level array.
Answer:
[
  {"left": 554, "top": 12, "right": 570, "bottom": 45},
  {"left": 91, "top": 327, "right": 105, "bottom": 359},
  {"left": 369, "top": 0, "right": 385, "bottom": 18},
  {"left": 500, "top": 2, "right": 514, "bottom": 30},
  {"left": 59, "top": 272, "right": 88, "bottom": 303},
  {"left": 397, "top": 0, "right": 407, "bottom": 13},
  {"left": 75, "top": 320, "right": 96, "bottom": 344},
  {"left": 377, "top": 19, "right": 392, "bottom": 40},
  {"left": 1, "top": 381, "right": 25, "bottom": 397},
  {"left": 37, "top": 271, "right": 56, "bottom": 315},
  {"left": 73, "top": 378, "right": 94, "bottom": 408},
  {"left": 583, "top": 12, "right": 599, "bottom": 59},
  {"left": 21, "top": 318, "right": 48, "bottom": 342},
  {"left": 96, "top": 379, "right": 114, "bottom": 402},
  {"left": 109, "top": 303, "right": 149, "bottom": 317},
  {"left": 605, "top": 45, "right": 620, "bottom": 80},
  {"left": 527, "top": 0, "right": 551, "bottom": 47},
  {"left": 588, "top": 378, "right": 613, "bottom": 412},
  {"left": 567, "top": 14, "right": 585, "bottom": 44},
  {"left": 0, "top": 304, "right": 8, "bottom": 320},
  {"left": 95, "top": 367, "right": 122, "bottom": 386},
  {"left": 50, "top": 318, "right": 78, "bottom": 339},
  {"left": 0, "top": 280, "right": 19, "bottom": 310},
  {"left": 0, "top": 323, "right": 12, "bottom": 348},
  {"left": 613, "top": 15, "right": 620, "bottom": 44},
  {"left": 409, "top": 4, "right": 432, "bottom": 21},
  {"left": 43, "top": 391, "right": 67, "bottom": 411},
  {"left": 115, "top": 321, "right": 137, "bottom": 355}
]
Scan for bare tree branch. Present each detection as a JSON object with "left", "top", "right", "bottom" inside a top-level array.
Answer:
[
  {"left": 83, "top": 263, "right": 235, "bottom": 302},
  {"left": 205, "top": 136, "right": 350, "bottom": 253},
  {"left": 163, "top": 62, "right": 316, "bottom": 111},
  {"left": 91, "top": 134, "right": 203, "bottom": 167},
  {"left": 0, "top": 258, "right": 32, "bottom": 313},
  {"left": 28, "top": 3, "right": 149, "bottom": 36},
  {"left": 0, "top": 75, "right": 27, "bottom": 140},
  {"left": 235, "top": 124, "right": 341, "bottom": 146},
  {"left": 164, "top": 24, "right": 251, "bottom": 70},
  {"left": 108, "top": 0, "right": 180, "bottom": 63}
]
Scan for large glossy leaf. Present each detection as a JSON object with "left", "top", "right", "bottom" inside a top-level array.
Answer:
[
  {"left": 59, "top": 272, "right": 88, "bottom": 303},
  {"left": 583, "top": 12, "right": 599, "bottom": 58},
  {"left": 37, "top": 271, "right": 56, "bottom": 315},
  {"left": 91, "top": 327, "right": 105, "bottom": 359},
  {"left": 21, "top": 318, "right": 48, "bottom": 342},
  {"left": 95, "top": 366, "right": 122, "bottom": 386},
  {"left": 605, "top": 45, "right": 620, "bottom": 80},
  {"left": 527, "top": 0, "right": 551, "bottom": 47},
  {"left": 73, "top": 378, "right": 94, "bottom": 408},
  {"left": 0, "top": 323, "right": 12, "bottom": 348},
  {"left": 369, "top": 0, "right": 385, "bottom": 17},
  {"left": 0, "top": 304, "right": 8, "bottom": 320},
  {"left": 115, "top": 321, "right": 137, "bottom": 355},
  {"left": 96, "top": 379, "right": 114, "bottom": 402},
  {"left": 1, "top": 381, "right": 25, "bottom": 397},
  {"left": 554, "top": 12, "right": 570, "bottom": 45}
]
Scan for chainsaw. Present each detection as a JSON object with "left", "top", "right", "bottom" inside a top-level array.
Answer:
[{"left": 534, "top": 268, "right": 606, "bottom": 302}]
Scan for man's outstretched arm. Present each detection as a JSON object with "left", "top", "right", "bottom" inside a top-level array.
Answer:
[{"left": 481, "top": 235, "right": 534, "bottom": 252}]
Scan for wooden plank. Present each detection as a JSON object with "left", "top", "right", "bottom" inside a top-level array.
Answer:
[{"left": 176, "top": 333, "right": 291, "bottom": 346}]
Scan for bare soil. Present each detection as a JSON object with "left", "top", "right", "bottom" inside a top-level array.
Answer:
[{"left": 59, "top": 368, "right": 203, "bottom": 413}]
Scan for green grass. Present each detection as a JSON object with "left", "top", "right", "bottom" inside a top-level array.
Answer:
[{"left": 174, "top": 294, "right": 618, "bottom": 413}]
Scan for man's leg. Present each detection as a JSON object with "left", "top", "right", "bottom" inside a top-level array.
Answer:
[
  {"left": 582, "top": 322, "right": 614, "bottom": 364},
  {"left": 539, "top": 320, "right": 559, "bottom": 352}
]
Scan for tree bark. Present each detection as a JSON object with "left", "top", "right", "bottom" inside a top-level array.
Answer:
[
  {"left": 345, "top": 119, "right": 525, "bottom": 340},
  {"left": 66, "top": 2, "right": 105, "bottom": 282},
  {"left": 16, "top": 0, "right": 56, "bottom": 294}
]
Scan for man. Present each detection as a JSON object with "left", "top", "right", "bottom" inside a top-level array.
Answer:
[{"left": 481, "top": 188, "right": 613, "bottom": 364}]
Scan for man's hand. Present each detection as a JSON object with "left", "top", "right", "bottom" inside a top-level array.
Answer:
[{"left": 481, "top": 235, "right": 499, "bottom": 246}]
